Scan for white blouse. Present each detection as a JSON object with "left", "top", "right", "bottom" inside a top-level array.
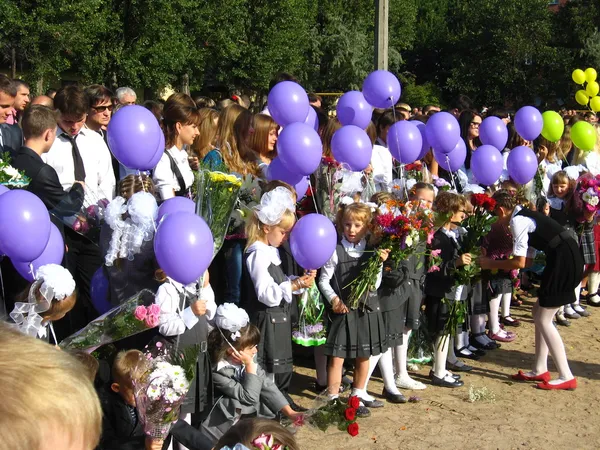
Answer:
[
  {"left": 245, "top": 241, "right": 301, "bottom": 308},
  {"left": 371, "top": 140, "right": 393, "bottom": 193},
  {"left": 153, "top": 146, "right": 195, "bottom": 200},
  {"left": 156, "top": 278, "right": 216, "bottom": 337},
  {"left": 510, "top": 206, "right": 537, "bottom": 259},
  {"left": 318, "top": 238, "right": 383, "bottom": 304}
]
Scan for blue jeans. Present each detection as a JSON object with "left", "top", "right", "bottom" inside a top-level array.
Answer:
[{"left": 223, "top": 239, "right": 244, "bottom": 305}]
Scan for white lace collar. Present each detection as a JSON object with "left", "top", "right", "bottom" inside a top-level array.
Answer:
[{"left": 246, "top": 241, "right": 281, "bottom": 266}]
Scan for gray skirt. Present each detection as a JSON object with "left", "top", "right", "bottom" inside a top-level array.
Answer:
[{"left": 324, "top": 307, "right": 387, "bottom": 358}]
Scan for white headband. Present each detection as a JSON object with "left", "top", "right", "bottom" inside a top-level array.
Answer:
[
  {"left": 340, "top": 196, "right": 378, "bottom": 212},
  {"left": 253, "top": 187, "right": 295, "bottom": 226}
]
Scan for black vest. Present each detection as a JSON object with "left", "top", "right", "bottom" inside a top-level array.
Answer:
[
  {"left": 332, "top": 241, "right": 376, "bottom": 309},
  {"left": 241, "top": 251, "right": 289, "bottom": 315},
  {"left": 515, "top": 208, "right": 566, "bottom": 252}
]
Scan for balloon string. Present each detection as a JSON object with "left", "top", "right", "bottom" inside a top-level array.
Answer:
[
  {"left": 29, "top": 263, "right": 36, "bottom": 281},
  {"left": 445, "top": 155, "right": 457, "bottom": 191},
  {"left": 307, "top": 177, "right": 319, "bottom": 214},
  {"left": 0, "top": 260, "right": 5, "bottom": 318},
  {"left": 137, "top": 171, "right": 158, "bottom": 233}
]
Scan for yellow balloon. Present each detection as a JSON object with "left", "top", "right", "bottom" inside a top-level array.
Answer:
[
  {"left": 587, "top": 81, "right": 600, "bottom": 97},
  {"left": 585, "top": 67, "right": 597, "bottom": 83},
  {"left": 572, "top": 69, "right": 586, "bottom": 85},
  {"left": 576, "top": 89, "right": 590, "bottom": 106},
  {"left": 591, "top": 96, "right": 600, "bottom": 113}
]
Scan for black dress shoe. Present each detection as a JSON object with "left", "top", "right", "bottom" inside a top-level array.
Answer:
[
  {"left": 429, "top": 370, "right": 460, "bottom": 380},
  {"left": 283, "top": 393, "right": 308, "bottom": 412},
  {"left": 447, "top": 361, "right": 474, "bottom": 372},
  {"left": 360, "top": 398, "right": 384, "bottom": 408},
  {"left": 455, "top": 347, "right": 480, "bottom": 360},
  {"left": 356, "top": 405, "right": 371, "bottom": 417},
  {"left": 382, "top": 388, "right": 407, "bottom": 404},
  {"left": 431, "top": 375, "right": 464, "bottom": 388}
]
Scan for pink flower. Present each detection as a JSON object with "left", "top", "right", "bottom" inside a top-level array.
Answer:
[
  {"left": 148, "top": 303, "right": 161, "bottom": 316},
  {"left": 144, "top": 314, "right": 159, "bottom": 328},
  {"left": 427, "top": 231, "right": 435, "bottom": 245},
  {"left": 133, "top": 306, "right": 147, "bottom": 321},
  {"left": 428, "top": 265, "right": 440, "bottom": 273},
  {"left": 252, "top": 433, "right": 274, "bottom": 449},
  {"left": 430, "top": 249, "right": 442, "bottom": 257},
  {"left": 272, "top": 445, "right": 282, "bottom": 450}
]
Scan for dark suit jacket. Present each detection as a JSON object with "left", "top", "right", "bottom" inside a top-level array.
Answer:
[
  {"left": 0, "top": 123, "right": 23, "bottom": 156},
  {"left": 11, "top": 146, "right": 85, "bottom": 214},
  {"left": 98, "top": 385, "right": 145, "bottom": 450}
]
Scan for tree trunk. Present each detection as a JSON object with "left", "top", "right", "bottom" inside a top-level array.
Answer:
[
  {"left": 181, "top": 73, "right": 190, "bottom": 95},
  {"left": 36, "top": 77, "right": 44, "bottom": 96},
  {"left": 11, "top": 48, "right": 16, "bottom": 79}
]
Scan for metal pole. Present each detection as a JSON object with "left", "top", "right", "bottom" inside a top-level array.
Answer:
[{"left": 374, "top": 0, "right": 389, "bottom": 70}]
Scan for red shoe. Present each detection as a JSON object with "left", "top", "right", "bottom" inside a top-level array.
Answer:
[
  {"left": 536, "top": 378, "right": 577, "bottom": 391},
  {"left": 489, "top": 330, "right": 516, "bottom": 342},
  {"left": 512, "top": 370, "right": 551, "bottom": 382}
]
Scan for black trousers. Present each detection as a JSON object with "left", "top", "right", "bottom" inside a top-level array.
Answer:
[
  {"left": 275, "top": 370, "right": 293, "bottom": 395},
  {"left": 57, "top": 229, "right": 102, "bottom": 340}
]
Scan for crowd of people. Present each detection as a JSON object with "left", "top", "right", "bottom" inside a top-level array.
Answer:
[{"left": 0, "top": 70, "right": 598, "bottom": 450}]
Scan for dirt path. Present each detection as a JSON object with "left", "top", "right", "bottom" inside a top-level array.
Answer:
[{"left": 291, "top": 294, "right": 600, "bottom": 449}]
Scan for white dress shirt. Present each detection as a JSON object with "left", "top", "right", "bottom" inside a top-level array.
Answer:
[
  {"left": 156, "top": 278, "right": 217, "bottom": 337},
  {"left": 245, "top": 241, "right": 301, "bottom": 307},
  {"left": 153, "top": 145, "right": 195, "bottom": 200},
  {"left": 318, "top": 238, "right": 383, "bottom": 303},
  {"left": 510, "top": 206, "right": 537, "bottom": 258},
  {"left": 43, "top": 127, "right": 116, "bottom": 202},
  {"left": 371, "top": 139, "right": 393, "bottom": 192}
]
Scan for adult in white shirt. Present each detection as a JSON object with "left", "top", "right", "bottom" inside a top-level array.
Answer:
[
  {"left": 43, "top": 85, "right": 116, "bottom": 337},
  {"left": 153, "top": 94, "right": 199, "bottom": 201},
  {"left": 370, "top": 110, "right": 396, "bottom": 192}
]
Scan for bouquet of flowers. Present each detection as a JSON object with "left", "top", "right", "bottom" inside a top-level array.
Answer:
[
  {"left": 302, "top": 395, "right": 361, "bottom": 437},
  {"left": 59, "top": 289, "right": 158, "bottom": 351},
  {"left": 195, "top": 168, "right": 243, "bottom": 258},
  {"left": 578, "top": 174, "right": 600, "bottom": 213},
  {"left": 315, "top": 156, "right": 344, "bottom": 221},
  {"left": 432, "top": 176, "right": 452, "bottom": 192},
  {"left": 347, "top": 199, "right": 435, "bottom": 310},
  {"left": 228, "top": 174, "right": 262, "bottom": 236},
  {"left": 134, "top": 343, "right": 198, "bottom": 438},
  {"left": 0, "top": 152, "right": 30, "bottom": 188},
  {"left": 404, "top": 161, "right": 423, "bottom": 182},
  {"left": 292, "top": 284, "right": 326, "bottom": 347}
]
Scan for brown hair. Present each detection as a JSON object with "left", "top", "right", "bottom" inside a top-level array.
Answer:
[
  {"left": 84, "top": 84, "right": 113, "bottom": 108},
  {"left": 370, "top": 191, "right": 392, "bottom": 206},
  {"left": 112, "top": 349, "right": 148, "bottom": 388},
  {"left": 249, "top": 113, "right": 279, "bottom": 159},
  {"left": 16, "top": 285, "right": 77, "bottom": 322},
  {"left": 208, "top": 324, "right": 261, "bottom": 365},
  {"left": 321, "top": 118, "right": 342, "bottom": 158},
  {"left": 409, "top": 182, "right": 435, "bottom": 199},
  {"left": 163, "top": 93, "right": 200, "bottom": 148},
  {"left": 215, "top": 104, "right": 245, "bottom": 161},
  {"left": 143, "top": 100, "right": 164, "bottom": 124},
  {"left": 21, "top": 105, "right": 59, "bottom": 140},
  {"left": 556, "top": 123, "right": 573, "bottom": 163},
  {"left": 262, "top": 180, "right": 297, "bottom": 201},
  {"left": 492, "top": 189, "right": 518, "bottom": 211},
  {"left": 214, "top": 418, "right": 299, "bottom": 450},
  {"left": 0, "top": 322, "right": 102, "bottom": 450},
  {"left": 432, "top": 191, "right": 468, "bottom": 216},
  {"left": 366, "top": 121, "right": 377, "bottom": 146},
  {"left": 54, "top": 85, "right": 88, "bottom": 117},
  {"left": 118, "top": 174, "right": 155, "bottom": 200},
  {"left": 190, "top": 108, "right": 219, "bottom": 159},
  {"left": 233, "top": 109, "right": 260, "bottom": 176},
  {"left": 548, "top": 170, "right": 576, "bottom": 199},
  {"left": 0, "top": 75, "right": 16, "bottom": 97},
  {"left": 335, "top": 202, "right": 372, "bottom": 234}
]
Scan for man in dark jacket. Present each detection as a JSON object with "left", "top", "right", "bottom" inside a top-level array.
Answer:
[{"left": 0, "top": 74, "right": 22, "bottom": 155}]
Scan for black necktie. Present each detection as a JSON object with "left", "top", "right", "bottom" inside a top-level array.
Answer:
[{"left": 62, "top": 133, "right": 86, "bottom": 182}]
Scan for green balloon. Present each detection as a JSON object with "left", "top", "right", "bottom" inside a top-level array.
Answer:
[
  {"left": 571, "top": 121, "right": 597, "bottom": 151},
  {"left": 541, "top": 111, "right": 564, "bottom": 142}
]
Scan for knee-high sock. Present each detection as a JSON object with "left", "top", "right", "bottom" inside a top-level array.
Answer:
[
  {"left": 572, "top": 282, "right": 582, "bottom": 306},
  {"left": 470, "top": 313, "right": 486, "bottom": 335},
  {"left": 488, "top": 294, "right": 501, "bottom": 334},
  {"left": 501, "top": 292, "right": 512, "bottom": 318},
  {"left": 378, "top": 348, "right": 401, "bottom": 394},
  {"left": 365, "top": 354, "right": 383, "bottom": 392},
  {"left": 589, "top": 272, "right": 600, "bottom": 295},
  {"left": 536, "top": 304, "right": 574, "bottom": 380},
  {"left": 314, "top": 346, "right": 328, "bottom": 386},
  {"left": 433, "top": 335, "right": 450, "bottom": 378},
  {"left": 447, "top": 337, "right": 458, "bottom": 364},
  {"left": 394, "top": 328, "right": 411, "bottom": 378}
]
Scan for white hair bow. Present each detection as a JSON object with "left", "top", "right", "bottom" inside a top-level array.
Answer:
[{"left": 253, "top": 187, "right": 296, "bottom": 226}]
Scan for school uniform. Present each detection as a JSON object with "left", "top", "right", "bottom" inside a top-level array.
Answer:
[
  {"left": 403, "top": 241, "right": 427, "bottom": 330},
  {"left": 482, "top": 222, "right": 514, "bottom": 299},
  {"left": 153, "top": 146, "right": 194, "bottom": 201},
  {"left": 318, "top": 238, "right": 387, "bottom": 358},
  {"left": 98, "top": 386, "right": 145, "bottom": 450},
  {"left": 378, "top": 261, "right": 409, "bottom": 347},
  {"left": 511, "top": 206, "right": 583, "bottom": 307}
]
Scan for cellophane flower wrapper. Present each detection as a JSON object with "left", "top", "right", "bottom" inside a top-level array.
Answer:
[
  {"left": 407, "top": 310, "right": 433, "bottom": 364},
  {"left": 228, "top": 174, "right": 261, "bottom": 237},
  {"left": 315, "top": 157, "right": 344, "bottom": 222},
  {"left": 195, "top": 169, "right": 242, "bottom": 258},
  {"left": 134, "top": 343, "right": 198, "bottom": 439},
  {"left": 292, "top": 284, "right": 326, "bottom": 347},
  {"left": 59, "top": 289, "right": 157, "bottom": 351},
  {"left": 0, "top": 151, "right": 30, "bottom": 188},
  {"left": 50, "top": 185, "right": 110, "bottom": 245}
]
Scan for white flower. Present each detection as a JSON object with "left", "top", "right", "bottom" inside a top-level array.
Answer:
[
  {"left": 405, "top": 235, "right": 413, "bottom": 247},
  {"left": 2, "top": 165, "right": 20, "bottom": 180},
  {"left": 147, "top": 385, "right": 162, "bottom": 401},
  {"left": 173, "top": 376, "right": 190, "bottom": 394},
  {"left": 164, "top": 388, "right": 180, "bottom": 402}
]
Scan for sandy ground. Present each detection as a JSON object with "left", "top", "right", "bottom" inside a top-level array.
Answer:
[{"left": 289, "top": 292, "right": 600, "bottom": 450}]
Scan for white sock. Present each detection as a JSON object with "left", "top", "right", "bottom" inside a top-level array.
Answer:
[
  {"left": 488, "top": 295, "right": 502, "bottom": 334},
  {"left": 588, "top": 272, "right": 600, "bottom": 299},
  {"left": 573, "top": 282, "right": 582, "bottom": 306},
  {"left": 378, "top": 349, "right": 401, "bottom": 394},
  {"left": 352, "top": 387, "right": 374, "bottom": 402},
  {"left": 501, "top": 293, "right": 511, "bottom": 318},
  {"left": 394, "top": 328, "right": 411, "bottom": 378},
  {"left": 433, "top": 335, "right": 450, "bottom": 378},
  {"left": 364, "top": 354, "right": 382, "bottom": 396}
]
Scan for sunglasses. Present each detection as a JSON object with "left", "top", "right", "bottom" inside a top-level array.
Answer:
[{"left": 92, "top": 104, "right": 114, "bottom": 113}]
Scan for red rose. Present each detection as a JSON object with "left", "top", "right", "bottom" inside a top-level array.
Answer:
[
  {"left": 347, "top": 422, "right": 359, "bottom": 437},
  {"left": 348, "top": 396, "right": 360, "bottom": 409},
  {"left": 344, "top": 407, "right": 356, "bottom": 421}
]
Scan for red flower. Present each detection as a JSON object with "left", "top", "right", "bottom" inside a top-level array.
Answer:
[
  {"left": 344, "top": 407, "right": 356, "bottom": 421},
  {"left": 376, "top": 212, "right": 394, "bottom": 228},
  {"left": 348, "top": 396, "right": 360, "bottom": 409},
  {"left": 471, "top": 194, "right": 496, "bottom": 211},
  {"left": 347, "top": 422, "right": 359, "bottom": 437}
]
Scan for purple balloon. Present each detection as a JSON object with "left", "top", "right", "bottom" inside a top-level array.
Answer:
[
  {"left": 514, "top": 106, "right": 543, "bottom": 141},
  {"left": 387, "top": 121, "right": 423, "bottom": 164},
  {"left": 471, "top": 145, "right": 504, "bottom": 186},
  {"left": 157, "top": 197, "right": 196, "bottom": 223},
  {"left": 479, "top": 116, "right": 508, "bottom": 151},
  {"left": 304, "top": 106, "right": 319, "bottom": 131},
  {"left": 107, "top": 105, "right": 163, "bottom": 171},
  {"left": 90, "top": 267, "right": 111, "bottom": 315},
  {"left": 13, "top": 223, "right": 64, "bottom": 282},
  {"left": 507, "top": 146, "right": 538, "bottom": 185},
  {"left": 336, "top": 91, "right": 373, "bottom": 129},
  {"left": 147, "top": 131, "right": 166, "bottom": 170},
  {"left": 362, "top": 70, "right": 402, "bottom": 109},
  {"left": 433, "top": 139, "right": 467, "bottom": 172},
  {"left": 331, "top": 125, "right": 373, "bottom": 171},
  {"left": 267, "top": 158, "right": 303, "bottom": 186},
  {"left": 0, "top": 190, "right": 51, "bottom": 262},
  {"left": 154, "top": 211, "right": 214, "bottom": 285},
  {"left": 0, "top": 185, "right": 8, "bottom": 196},
  {"left": 268, "top": 81, "right": 310, "bottom": 127},
  {"left": 410, "top": 120, "right": 431, "bottom": 160},
  {"left": 294, "top": 176, "right": 309, "bottom": 200},
  {"left": 425, "top": 112, "right": 461, "bottom": 154},
  {"left": 290, "top": 214, "right": 337, "bottom": 270},
  {"left": 277, "top": 123, "right": 323, "bottom": 176}
]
